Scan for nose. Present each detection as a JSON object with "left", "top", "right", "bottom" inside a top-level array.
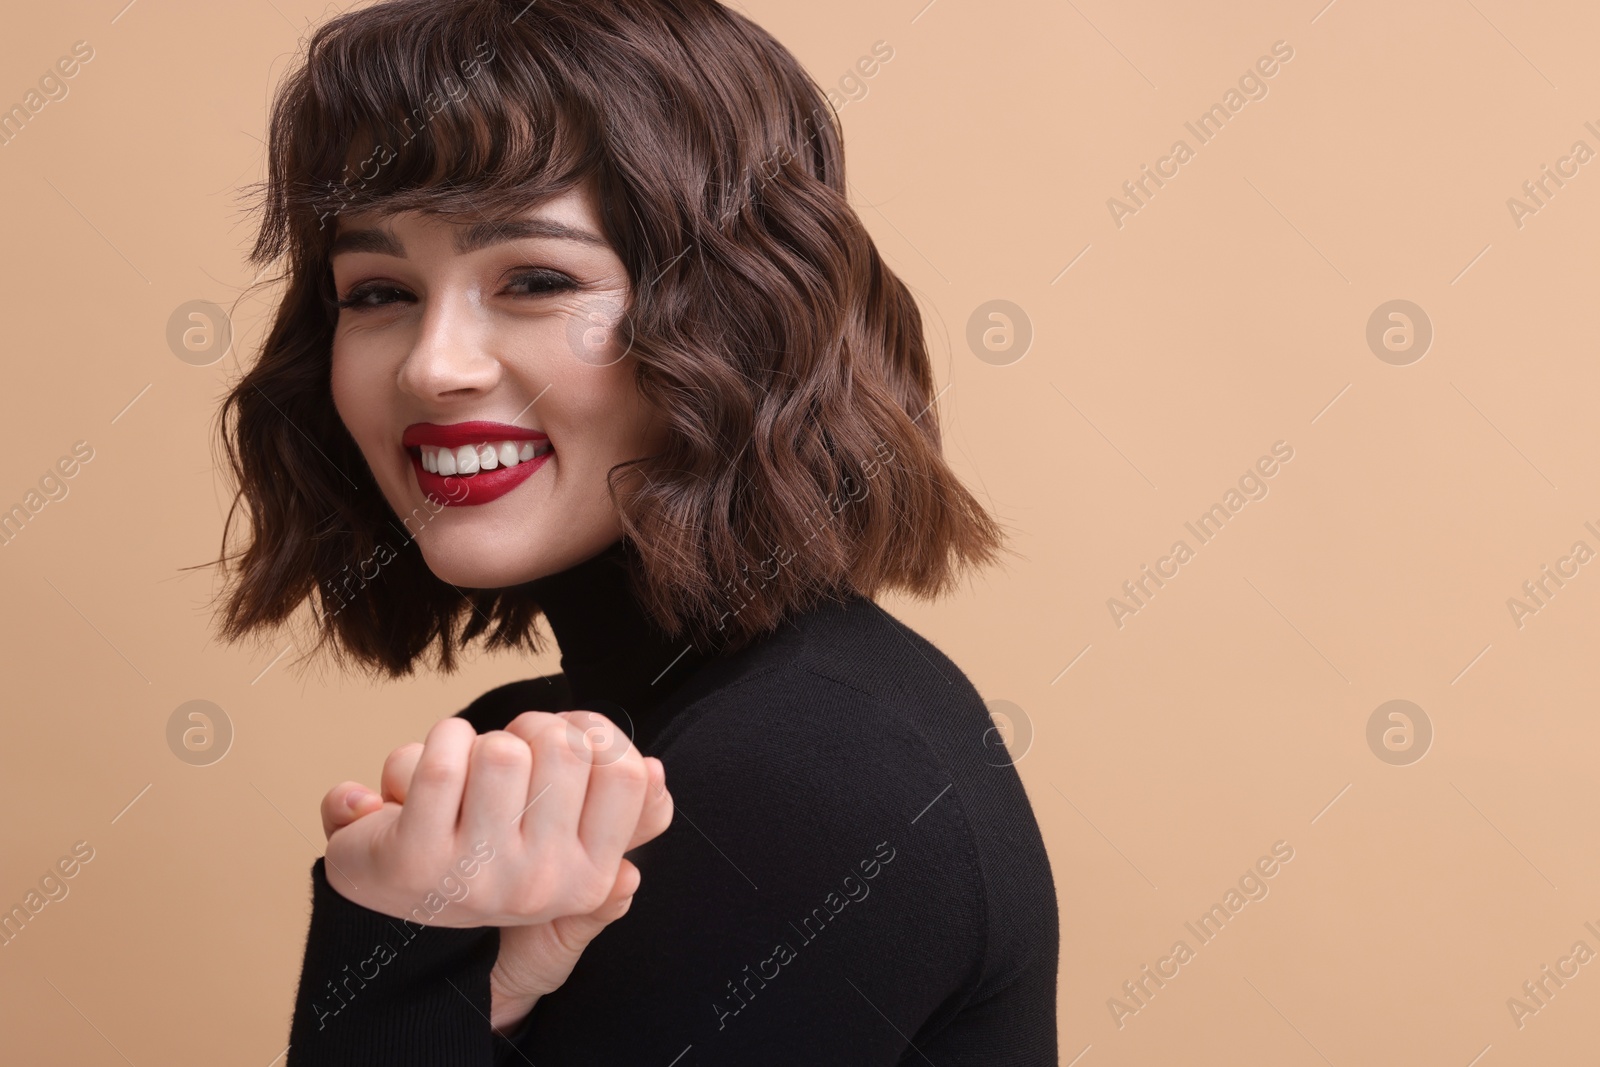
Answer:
[{"left": 395, "top": 288, "right": 501, "bottom": 402}]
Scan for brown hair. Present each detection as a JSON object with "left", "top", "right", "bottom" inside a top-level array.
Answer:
[{"left": 215, "top": 0, "right": 1008, "bottom": 676}]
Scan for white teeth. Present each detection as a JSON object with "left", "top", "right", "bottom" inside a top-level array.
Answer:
[{"left": 417, "top": 439, "right": 549, "bottom": 476}]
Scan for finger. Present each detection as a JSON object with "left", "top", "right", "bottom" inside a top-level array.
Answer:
[
  {"left": 508, "top": 713, "right": 591, "bottom": 847},
  {"left": 568, "top": 716, "right": 649, "bottom": 866},
  {"left": 626, "top": 756, "right": 674, "bottom": 851},
  {"left": 459, "top": 730, "right": 534, "bottom": 848},
  {"left": 382, "top": 742, "right": 425, "bottom": 804},
  {"left": 323, "top": 801, "right": 403, "bottom": 899},
  {"left": 605, "top": 857, "right": 642, "bottom": 909},
  {"left": 559, "top": 708, "right": 634, "bottom": 768},
  {"left": 396, "top": 716, "right": 477, "bottom": 844},
  {"left": 548, "top": 859, "right": 641, "bottom": 950},
  {"left": 320, "top": 781, "right": 383, "bottom": 839}
]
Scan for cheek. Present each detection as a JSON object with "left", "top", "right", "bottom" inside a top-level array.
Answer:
[
  {"left": 329, "top": 341, "right": 385, "bottom": 444},
  {"left": 562, "top": 368, "right": 656, "bottom": 455},
  {"left": 544, "top": 350, "right": 649, "bottom": 441},
  {"left": 535, "top": 367, "right": 658, "bottom": 505}
]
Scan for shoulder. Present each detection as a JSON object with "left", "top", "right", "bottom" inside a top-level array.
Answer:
[
  {"left": 656, "top": 595, "right": 1059, "bottom": 993},
  {"left": 453, "top": 672, "right": 571, "bottom": 733},
  {"left": 662, "top": 593, "right": 994, "bottom": 742},
  {"left": 655, "top": 595, "right": 990, "bottom": 802}
]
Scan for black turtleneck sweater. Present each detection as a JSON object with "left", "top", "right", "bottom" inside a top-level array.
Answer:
[{"left": 286, "top": 540, "right": 1059, "bottom": 1064}]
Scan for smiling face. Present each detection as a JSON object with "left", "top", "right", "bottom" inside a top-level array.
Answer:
[{"left": 328, "top": 182, "right": 663, "bottom": 589}]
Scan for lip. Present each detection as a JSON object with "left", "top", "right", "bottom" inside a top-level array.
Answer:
[
  {"left": 402, "top": 422, "right": 553, "bottom": 507},
  {"left": 402, "top": 421, "right": 549, "bottom": 448}
]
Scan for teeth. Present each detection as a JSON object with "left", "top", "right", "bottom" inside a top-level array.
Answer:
[{"left": 417, "top": 440, "right": 550, "bottom": 477}]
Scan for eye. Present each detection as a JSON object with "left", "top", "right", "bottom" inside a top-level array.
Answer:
[
  {"left": 335, "top": 283, "right": 412, "bottom": 311},
  {"left": 333, "top": 269, "right": 581, "bottom": 313},
  {"left": 504, "top": 268, "right": 579, "bottom": 296}
]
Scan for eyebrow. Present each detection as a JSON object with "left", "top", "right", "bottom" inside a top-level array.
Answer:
[{"left": 328, "top": 217, "right": 609, "bottom": 258}]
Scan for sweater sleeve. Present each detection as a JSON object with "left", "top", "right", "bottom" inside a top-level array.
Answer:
[
  {"left": 285, "top": 680, "right": 571, "bottom": 1064},
  {"left": 285, "top": 857, "right": 504, "bottom": 1065}
]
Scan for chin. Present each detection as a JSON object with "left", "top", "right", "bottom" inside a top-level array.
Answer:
[
  {"left": 415, "top": 537, "right": 546, "bottom": 590},
  {"left": 412, "top": 518, "right": 622, "bottom": 589}
]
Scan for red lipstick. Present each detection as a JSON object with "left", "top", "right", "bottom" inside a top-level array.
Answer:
[
  {"left": 402, "top": 421, "right": 548, "bottom": 449},
  {"left": 402, "top": 421, "right": 552, "bottom": 507}
]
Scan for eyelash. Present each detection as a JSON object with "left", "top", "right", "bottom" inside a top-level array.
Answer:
[{"left": 334, "top": 269, "right": 579, "bottom": 311}]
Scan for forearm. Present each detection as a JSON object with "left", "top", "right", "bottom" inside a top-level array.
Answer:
[{"left": 287, "top": 858, "right": 502, "bottom": 1065}]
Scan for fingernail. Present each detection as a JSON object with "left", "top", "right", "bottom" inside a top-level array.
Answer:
[{"left": 346, "top": 787, "right": 375, "bottom": 810}]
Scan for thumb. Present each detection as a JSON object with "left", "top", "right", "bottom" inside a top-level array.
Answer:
[
  {"left": 626, "top": 757, "right": 673, "bottom": 850},
  {"left": 553, "top": 860, "right": 641, "bottom": 943},
  {"left": 601, "top": 858, "right": 643, "bottom": 914},
  {"left": 490, "top": 861, "right": 643, "bottom": 1013}
]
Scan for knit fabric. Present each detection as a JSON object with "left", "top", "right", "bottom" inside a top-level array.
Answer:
[{"left": 286, "top": 540, "right": 1059, "bottom": 1064}]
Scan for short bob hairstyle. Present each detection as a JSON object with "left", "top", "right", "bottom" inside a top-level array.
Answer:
[{"left": 216, "top": 0, "right": 1007, "bottom": 676}]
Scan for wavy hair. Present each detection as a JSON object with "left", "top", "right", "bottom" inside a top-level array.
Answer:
[{"left": 215, "top": 0, "right": 1009, "bottom": 676}]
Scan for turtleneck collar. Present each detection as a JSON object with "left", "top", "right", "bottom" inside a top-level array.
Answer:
[{"left": 526, "top": 538, "right": 711, "bottom": 744}]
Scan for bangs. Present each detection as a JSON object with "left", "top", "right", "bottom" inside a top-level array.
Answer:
[{"left": 249, "top": 2, "right": 603, "bottom": 266}]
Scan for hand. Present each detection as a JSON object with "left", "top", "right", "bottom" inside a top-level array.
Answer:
[
  {"left": 318, "top": 710, "right": 672, "bottom": 929},
  {"left": 486, "top": 817, "right": 647, "bottom": 1033},
  {"left": 322, "top": 713, "right": 673, "bottom": 1033}
]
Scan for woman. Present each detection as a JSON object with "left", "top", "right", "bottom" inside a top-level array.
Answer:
[{"left": 216, "top": 0, "right": 1059, "bottom": 1062}]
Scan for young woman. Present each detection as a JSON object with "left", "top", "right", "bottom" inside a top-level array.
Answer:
[{"left": 216, "top": 0, "right": 1059, "bottom": 1062}]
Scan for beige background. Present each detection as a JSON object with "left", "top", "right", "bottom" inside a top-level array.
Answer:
[{"left": 1, "top": 0, "right": 1596, "bottom": 1063}]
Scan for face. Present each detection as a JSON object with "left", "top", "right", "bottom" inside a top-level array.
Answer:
[{"left": 328, "top": 182, "right": 663, "bottom": 589}]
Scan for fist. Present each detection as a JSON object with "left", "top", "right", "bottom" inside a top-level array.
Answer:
[{"left": 319, "top": 710, "right": 673, "bottom": 928}]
